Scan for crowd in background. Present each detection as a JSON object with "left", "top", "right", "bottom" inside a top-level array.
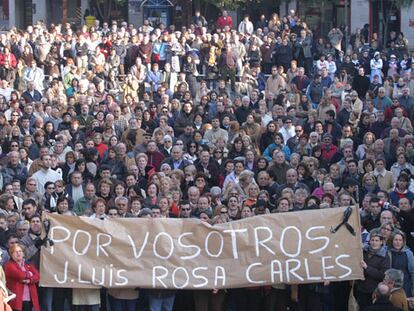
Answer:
[{"left": 0, "top": 6, "right": 412, "bottom": 311}]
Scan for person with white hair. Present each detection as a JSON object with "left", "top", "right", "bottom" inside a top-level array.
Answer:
[
  {"left": 234, "top": 96, "right": 253, "bottom": 124},
  {"left": 161, "top": 144, "right": 191, "bottom": 170},
  {"left": 383, "top": 268, "right": 409, "bottom": 310}
]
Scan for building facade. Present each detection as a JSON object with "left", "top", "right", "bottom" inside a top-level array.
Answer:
[
  {"left": 5, "top": 0, "right": 414, "bottom": 50},
  {"left": 281, "top": 0, "right": 414, "bottom": 48},
  {"left": 9, "top": 0, "right": 89, "bottom": 29},
  {"left": 128, "top": 0, "right": 191, "bottom": 29},
  {"left": 351, "top": 0, "right": 414, "bottom": 48},
  {"left": 7, "top": 0, "right": 192, "bottom": 29}
]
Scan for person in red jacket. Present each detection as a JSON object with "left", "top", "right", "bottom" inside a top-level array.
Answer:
[
  {"left": 0, "top": 47, "right": 17, "bottom": 69},
  {"left": 216, "top": 10, "right": 233, "bottom": 30},
  {"left": 4, "top": 244, "right": 40, "bottom": 311},
  {"left": 321, "top": 133, "right": 338, "bottom": 163},
  {"left": 0, "top": 46, "right": 17, "bottom": 84}
]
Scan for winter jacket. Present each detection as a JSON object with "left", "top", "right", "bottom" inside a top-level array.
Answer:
[
  {"left": 295, "top": 36, "right": 312, "bottom": 59},
  {"left": 356, "top": 245, "right": 391, "bottom": 294},
  {"left": 306, "top": 81, "right": 323, "bottom": 104},
  {"left": 113, "top": 43, "right": 127, "bottom": 64},
  {"left": 100, "top": 158, "right": 127, "bottom": 180},
  {"left": 363, "top": 297, "right": 405, "bottom": 311},
  {"left": 175, "top": 112, "right": 194, "bottom": 136},
  {"left": 1, "top": 163, "right": 28, "bottom": 185},
  {"left": 273, "top": 44, "right": 293, "bottom": 66},
  {"left": 263, "top": 143, "right": 291, "bottom": 161},
  {"left": 387, "top": 246, "right": 414, "bottom": 296},
  {"left": 0, "top": 52, "right": 17, "bottom": 68},
  {"left": 4, "top": 260, "right": 40, "bottom": 311}
]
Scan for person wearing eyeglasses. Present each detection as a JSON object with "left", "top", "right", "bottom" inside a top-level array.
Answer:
[{"left": 178, "top": 201, "right": 192, "bottom": 219}]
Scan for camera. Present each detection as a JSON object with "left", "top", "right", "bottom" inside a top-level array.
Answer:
[{"left": 379, "top": 200, "right": 391, "bottom": 210}]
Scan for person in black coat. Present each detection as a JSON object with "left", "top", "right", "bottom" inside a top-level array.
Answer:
[
  {"left": 259, "top": 121, "right": 277, "bottom": 151},
  {"left": 356, "top": 232, "right": 391, "bottom": 310},
  {"left": 323, "top": 110, "right": 342, "bottom": 143},
  {"left": 161, "top": 145, "right": 191, "bottom": 170},
  {"left": 100, "top": 147, "right": 127, "bottom": 180},
  {"left": 362, "top": 197, "right": 382, "bottom": 232},
  {"left": 352, "top": 67, "right": 371, "bottom": 98},
  {"left": 194, "top": 149, "right": 220, "bottom": 188},
  {"left": 174, "top": 102, "right": 194, "bottom": 136},
  {"left": 273, "top": 39, "right": 293, "bottom": 71}
]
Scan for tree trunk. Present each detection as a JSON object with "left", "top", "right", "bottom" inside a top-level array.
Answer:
[
  {"left": 94, "top": 0, "right": 104, "bottom": 21},
  {"left": 107, "top": 0, "right": 113, "bottom": 21},
  {"left": 379, "top": 0, "right": 385, "bottom": 46}
]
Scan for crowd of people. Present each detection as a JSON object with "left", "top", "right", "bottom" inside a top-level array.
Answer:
[{"left": 0, "top": 5, "right": 412, "bottom": 311}]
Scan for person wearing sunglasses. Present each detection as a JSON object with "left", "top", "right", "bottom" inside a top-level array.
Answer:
[{"left": 178, "top": 201, "right": 192, "bottom": 218}]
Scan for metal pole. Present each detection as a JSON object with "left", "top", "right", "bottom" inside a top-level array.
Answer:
[{"left": 344, "top": 0, "right": 348, "bottom": 52}]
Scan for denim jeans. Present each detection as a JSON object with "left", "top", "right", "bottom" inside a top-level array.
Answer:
[
  {"left": 147, "top": 294, "right": 175, "bottom": 311},
  {"left": 108, "top": 295, "right": 137, "bottom": 311},
  {"left": 39, "top": 286, "right": 53, "bottom": 311}
]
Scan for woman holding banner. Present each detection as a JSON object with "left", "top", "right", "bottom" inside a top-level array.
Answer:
[
  {"left": 4, "top": 244, "right": 40, "bottom": 311},
  {"left": 355, "top": 231, "right": 391, "bottom": 310}
]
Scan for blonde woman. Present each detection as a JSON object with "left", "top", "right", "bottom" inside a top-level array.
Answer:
[
  {"left": 356, "top": 132, "right": 376, "bottom": 160},
  {"left": 8, "top": 126, "right": 22, "bottom": 141},
  {"left": 243, "top": 183, "right": 260, "bottom": 207}
]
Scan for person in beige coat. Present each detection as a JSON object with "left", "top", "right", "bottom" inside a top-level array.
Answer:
[
  {"left": 316, "top": 96, "right": 336, "bottom": 123},
  {"left": 265, "top": 66, "right": 287, "bottom": 99},
  {"left": 395, "top": 107, "right": 413, "bottom": 134},
  {"left": 350, "top": 90, "right": 363, "bottom": 120},
  {"left": 373, "top": 158, "right": 395, "bottom": 191}
]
